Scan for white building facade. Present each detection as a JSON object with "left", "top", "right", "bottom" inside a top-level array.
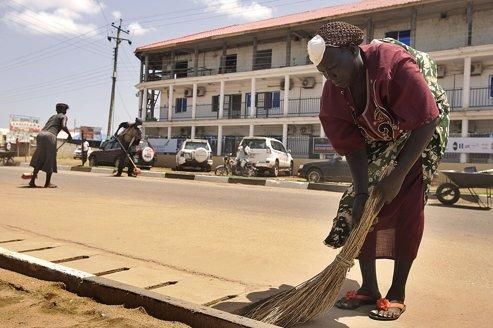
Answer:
[{"left": 135, "top": 0, "right": 493, "bottom": 163}]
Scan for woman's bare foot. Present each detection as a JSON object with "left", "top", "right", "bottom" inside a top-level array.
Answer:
[{"left": 44, "top": 184, "right": 57, "bottom": 188}]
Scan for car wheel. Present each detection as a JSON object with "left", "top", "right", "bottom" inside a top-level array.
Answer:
[
  {"left": 215, "top": 166, "right": 227, "bottom": 176},
  {"left": 436, "top": 183, "right": 460, "bottom": 205},
  {"left": 307, "top": 168, "right": 322, "bottom": 183},
  {"left": 175, "top": 165, "right": 182, "bottom": 171},
  {"left": 88, "top": 157, "right": 97, "bottom": 167},
  {"left": 271, "top": 161, "right": 279, "bottom": 177}
]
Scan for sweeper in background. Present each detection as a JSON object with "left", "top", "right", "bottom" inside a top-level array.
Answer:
[
  {"left": 28, "top": 103, "right": 73, "bottom": 188},
  {"left": 311, "top": 22, "right": 449, "bottom": 320},
  {"left": 113, "top": 118, "right": 143, "bottom": 177}
]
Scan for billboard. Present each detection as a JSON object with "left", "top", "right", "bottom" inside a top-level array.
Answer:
[
  {"left": 312, "top": 137, "right": 335, "bottom": 154},
  {"left": 445, "top": 137, "right": 493, "bottom": 154},
  {"left": 74, "top": 126, "right": 103, "bottom": 141},
  {"left": 9, "top": 115, "right": 41, "bottom": 133}
]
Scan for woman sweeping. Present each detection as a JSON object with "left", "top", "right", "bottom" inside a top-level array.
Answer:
[
  {"left": 29, "top": 103, "right": 72, "bottom": 188},
  {"left": 307, "top": 22, "right": 449, "bottom": 320}
]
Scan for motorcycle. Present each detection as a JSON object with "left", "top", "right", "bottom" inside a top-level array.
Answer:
[
  {"left": 233, "top": 145, "right": 257, "bottom": 177},
  {"left": 214, "top": 154, "right": 236, "bottom": 176}
]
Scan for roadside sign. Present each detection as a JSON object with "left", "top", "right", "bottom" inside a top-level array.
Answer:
[{"left": 312, "top": 137, "right": 334, "bottom": 154}]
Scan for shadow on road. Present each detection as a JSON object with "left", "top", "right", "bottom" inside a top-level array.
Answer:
[
  {"left": 213, "top": 278, "right": 369, "bottom": 327},
  {"left": 428, "top": 203, "right": 491, "bottom": 211}
]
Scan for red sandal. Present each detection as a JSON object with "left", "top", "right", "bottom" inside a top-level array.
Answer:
[
  {"left": 335, "top": 290, "right": 379, "bottom": 310},
  {"left": 369, "top": 298, "right": 406, "bottom": 321}
]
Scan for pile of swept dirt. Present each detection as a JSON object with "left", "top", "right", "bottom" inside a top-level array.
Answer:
[{"left": 0, "top": 268, "right": 189, "bottom": 327}]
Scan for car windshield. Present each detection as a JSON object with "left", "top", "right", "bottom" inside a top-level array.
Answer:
[
  {"left": 241, "top": 139, "right": 266, "bottom": 149},
  {"left": 184, "top": 142, "right": 208, "bottom": 150}
]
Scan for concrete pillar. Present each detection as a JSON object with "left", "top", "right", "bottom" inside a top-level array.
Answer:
[
  {"left": 168, "top": 86, "right": 173, "bottom": 121},
  {"left": 192, "top": 83, "right": 197, "bottom": 119},
  {"left": 167, "top": 126, "right": 172, "bottom": 139},
  {"left": 142, "top": 88, "right": 148, "bottom": 120},
  {"left": 138, "top": 90, "right": 144, "bottom": 119},
  {"left": 217, "top": 125, "right": 223, "bottom": 156},
  {"left": 194, "top": 47, "right": 199, "bottom": 77},
  {"left": 365, "top": 18, "right": 374, "bottom": 44},
  {"left": 462, "top": 57, "right": 471, "bottom": 109},
  {"left": 410, "top": 8, "right": 417, "bottom": 48},
  {"left": 285, "top": 31, "right": 291, "bottom": 67},
  {"left": 460, "top": 118, "right": 469, "bottom": 163},
  {"left": 250, "top": 78, "right": 256, "bottom": 118},
  {"left": 283, "top": 75, "right": 290, "bottom": 116},
  {"left": 282, "top": 124, "right": 288, "bottom": 146},
  {"left": 144, "top": 55, "right": 149, "bottom": 82},
  {"left": 249, "top": 125, "right": 254, "bottom": 137},
  {"left": 219, "top": 80, "right": 225, "bottom": 119},
  {"left": 191, "top": 126, "right": 196, "bottom": 139}
]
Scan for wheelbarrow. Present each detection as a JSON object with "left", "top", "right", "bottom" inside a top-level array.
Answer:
[{"left": 436, "top": 168, "right": 493, "bottom": 208}]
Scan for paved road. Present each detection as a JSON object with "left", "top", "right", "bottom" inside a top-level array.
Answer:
[{"left": 0, "top": 167, "right": 492, "bottom": 328}]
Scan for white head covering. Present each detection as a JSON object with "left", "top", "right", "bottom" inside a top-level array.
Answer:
[{"left": 307, "top": 35, "right": 327, "bottom": 66}]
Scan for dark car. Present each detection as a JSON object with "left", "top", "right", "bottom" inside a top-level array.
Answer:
[
  {"left": 298, "top": 156, "right": 352, "bottom": 183},
  {"left": 88, "top": 137, "right": 156, "bottom": 169}
]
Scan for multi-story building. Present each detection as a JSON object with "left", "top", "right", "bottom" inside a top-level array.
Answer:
[{"left": 135, "top": 0, "right": 493, "bottom": 163}]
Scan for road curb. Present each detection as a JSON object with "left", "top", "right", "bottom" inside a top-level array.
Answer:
[
  {"left": 195, "top": 175, "right": 230, "bottom": 184},
  {"left": 0, "top": 247, "right": 278, "bottom": 328},
  {"left": 265, "top": 180, "right": 309, "bottom": 189},
  {"left": 307, "top": 182, "right": 348, "bottom": 192},
  {"left": 228, "top": 177, "right": 267, "bottom": 186}
]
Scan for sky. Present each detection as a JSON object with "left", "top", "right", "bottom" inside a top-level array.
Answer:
[{"left": 0, "top": 0, "right": 357, "bottom": 133}]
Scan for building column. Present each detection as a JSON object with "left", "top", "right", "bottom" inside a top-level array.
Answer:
[
  {"left": 282, "top": 123, "right": 288, "bottom": 146},
  {"left": 144, "top": 55, "right": 149, "bottom": 82},
  {"left": 249, "top": 125, "right": 254, "bottom": 137},
  {"left": 142, "top": 88, "right": 148, "bottom": 120},
  {"left": 283, "top": 75, "right": 290, "bottom": 116},
  {"left": 250, "top": 77, "right": 256, "bottom": 118},
  {"left": 462, "top": 57, "right": 471, "bottom": 109},
  {"left": 219, "top": 80, "right": 225, "bottom": 119},
  {"left": 167, "top": 126, "right": 172, "bottom": 139},
  {"left": 168, "top": 86, "right": 173, "bottom": 121},
  {"left": 191, "top": 126, "right": 196, "bottom": 139},
  {"left": 461, "top": 118, "right": 469, "bottom": 163},
  {"left": 192, "top": 83, "right": 197, "bottom": 119},
  {"left": 194, "top": 47, "right": 199, "bottom": 77},
  {"left": 217, "top": 125, "right": 223, "bottom": 156},
  {"left": 138, "top": 90, "right": 144, "bottom": 119}
]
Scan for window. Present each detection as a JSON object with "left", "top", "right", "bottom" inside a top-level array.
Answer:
[
  {"left": 271, "top": 140, "right": 284, "bottom": 152},
  {"left": 490, "top": 75, "right": 493, "bottom": 98},
  {"left": 175, "top": 98, "right": 187, "bottom": 113},
  {"left": 241, "top": 138, "right": 267, "bottom": 149},
  {"left": 212, "top": 95, "right": 219, "bottom": 112},
  {"left": 385, "top": 30, "right": 411, "bottom": 46},
  {"left": 221, "top": 54, "right": 237, "bottom": 73},
  {"left": 174, "top": 61, "right": 188, "bottom": 78},
  {"left": 246, "top": 91, "right": 280, "bottom": 109},
  {"left": 253, "top": 49, "right": 272, "bottom": 70}
]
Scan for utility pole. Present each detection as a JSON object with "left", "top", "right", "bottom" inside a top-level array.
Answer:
[{"left": 106, "top": 19, "right": 132, "bottom": 137}]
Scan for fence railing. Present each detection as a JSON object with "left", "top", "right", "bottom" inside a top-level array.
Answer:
[{"left": 444, "top": 87, "right": 493, "bottom": 110}]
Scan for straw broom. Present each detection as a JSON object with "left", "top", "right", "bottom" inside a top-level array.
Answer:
[{"left": 245, "top": 162, "right": 395, "bottom": 327}]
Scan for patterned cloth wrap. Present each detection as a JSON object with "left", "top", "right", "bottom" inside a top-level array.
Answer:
[{"left": 324, "top": 38, "right": 450, "bottom": 249}]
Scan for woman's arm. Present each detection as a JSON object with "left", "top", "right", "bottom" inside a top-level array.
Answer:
[
  {"left": 375, "top": 117, "right": 439, "bottom": 204},
  {"left": 346, "top": 148, "right": 369, "bottom": 227},
  {"left": 61, "top": 115, "right": 72, "bottom": 139}
]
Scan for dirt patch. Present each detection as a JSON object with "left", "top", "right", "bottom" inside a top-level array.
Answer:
[{"left": 0, "top": 268, "right": 189, "bottom": 327}]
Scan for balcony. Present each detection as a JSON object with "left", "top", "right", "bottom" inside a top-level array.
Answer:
[
  {"left": 154, "top": 98, "right": 320, "bottom": 122},
  {"left": 445, "top": 87, "right": 493, "bottom": 110}
]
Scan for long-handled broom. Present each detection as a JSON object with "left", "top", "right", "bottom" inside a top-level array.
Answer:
[
  {"left": 114, "top": 136, "right": 142, "bottom": 176},
  {"left": 245, "top": 162, "right": 395, "bottom": 327}
]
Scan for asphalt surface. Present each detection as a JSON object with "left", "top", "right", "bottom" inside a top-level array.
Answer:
[{"left": 0, "top": 166, "right": 492, "bottom": 328}]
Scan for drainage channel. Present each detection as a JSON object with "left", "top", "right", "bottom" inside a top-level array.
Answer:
[
  {"left": 144, "top": 281, "right": 178, "bottom": 290},
  {"left": 19, "top": 246, "right": 57, "bottom": 253},
  {"left": 94, "top": 267, "right": 130, "bottom": 276},
  {"left": 52, "top": 255, "right": 90, "bottom": 264},
  {"left": 0, "top": 239, "right": 24, "bottom": 244}
]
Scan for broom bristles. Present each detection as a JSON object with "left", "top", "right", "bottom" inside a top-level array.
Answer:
[{"left": 245, "top": 163, "right": 393, "bottom": 326}]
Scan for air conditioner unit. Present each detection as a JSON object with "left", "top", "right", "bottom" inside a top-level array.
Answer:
[
  {"left": 197, "top": 87, "right": 206, "bottom": 97},
  {"left": 302, "top": 77, "right": 316, "bottom": 89},
  {"left": 280, "top": 78, "right": 294, "bottom": 91},
  {"left": 437, "top": 65, "right": 446, "bottom": 78},
  {"left": 184, "top": 88, "right": 193, "bottom": 97},
  {"left": 470, "top": 62, "right": 483, "bottom": 76}
]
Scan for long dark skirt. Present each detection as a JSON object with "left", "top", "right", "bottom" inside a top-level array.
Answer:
[{"left": 30, "top": 131, "right": 57, "bottom": 174}]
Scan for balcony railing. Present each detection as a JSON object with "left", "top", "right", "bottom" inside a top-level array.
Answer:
[{"left": 445, "top": 87, "right": 493, "bottom": 110}]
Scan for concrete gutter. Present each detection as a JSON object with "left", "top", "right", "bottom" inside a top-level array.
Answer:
[
  {"left": 0, "top": 246, "right": 278, "bottom": 328},
  {"left": 19, "top": 162, "right": 350, "bottom": 193}
]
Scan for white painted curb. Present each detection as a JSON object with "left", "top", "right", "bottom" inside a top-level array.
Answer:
[
  {"left": 194, "top": 175, "right": 230, "bottom": 184},
  {"left": 265, "top": 180, "right": 309, "bottom": 189}
]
